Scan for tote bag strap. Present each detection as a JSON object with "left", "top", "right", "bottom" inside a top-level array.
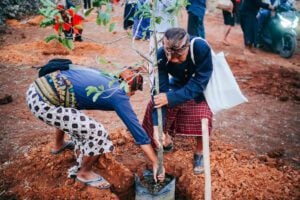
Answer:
[{"left": 190, "top": 37, "right": 215, "bottom": 65}]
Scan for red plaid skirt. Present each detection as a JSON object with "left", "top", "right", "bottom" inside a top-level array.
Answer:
[{"left": 142, "top": 100, "right": 213, "bottom": 145}]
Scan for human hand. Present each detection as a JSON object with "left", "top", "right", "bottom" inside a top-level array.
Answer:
[
  {"left": 153, "top": 93, "right": 168, "bottom": 108},
  {"left": 152, "top": 162, "right": 165, "bottom": 183},
  {"left": 163, "top": 133, "right": 172, "bottom": 147}
]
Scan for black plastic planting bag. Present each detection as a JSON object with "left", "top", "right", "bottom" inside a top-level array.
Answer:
[{"left": 135, "top": 170, "right": 175, "bottom": 200}]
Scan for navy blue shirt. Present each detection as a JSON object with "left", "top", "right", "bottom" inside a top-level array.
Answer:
[
  {"left": 186, "top": 0, "right": 206, "bottom": 17},
  {"left": 60, "top": 67, "right": 151, "bottom": 145},
  {"left": 152, "top": 38, "right": 213, "bottom": 125}
]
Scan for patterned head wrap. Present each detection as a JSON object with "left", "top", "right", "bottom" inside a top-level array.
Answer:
[{"left": 119, "top": 67, "right": 143, "bottom": 92}]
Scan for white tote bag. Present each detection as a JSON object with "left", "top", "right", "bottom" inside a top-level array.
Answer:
[{"left": 191, "top": 38, "right": 248, "bottom": 114}]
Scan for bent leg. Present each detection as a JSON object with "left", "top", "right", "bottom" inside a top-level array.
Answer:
[{"left": 26, "top": 84, "right": 114, "bottom": 177}]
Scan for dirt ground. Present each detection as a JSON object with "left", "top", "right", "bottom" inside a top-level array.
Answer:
[{"left": 0, "top": 4, "right": 299, "bottom": 200}]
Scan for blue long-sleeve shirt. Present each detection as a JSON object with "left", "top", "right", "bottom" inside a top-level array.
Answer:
[
  {"left": 152, "top": 37, "right": 213, "bottom": 125},
  {"left": 186, "top": 0, "right": 206, "bottom": 17},
  {"left": 60, "top": 67, "right": 151, "bottom": 145}
]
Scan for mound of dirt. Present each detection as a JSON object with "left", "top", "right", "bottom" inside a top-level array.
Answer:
[
  {"left": 238, "top": 66, "right": 300, "bottom": 102},
  {"left": 1, "top": 129, "right": 299, "bottom": 199}
]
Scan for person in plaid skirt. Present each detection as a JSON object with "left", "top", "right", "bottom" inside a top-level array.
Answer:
[{"left": 142, "top": 27, "right": 213, "bottom": 175}]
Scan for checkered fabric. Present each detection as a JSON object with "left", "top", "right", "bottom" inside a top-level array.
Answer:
[{"left": 142, "top": 99, "right": 213, "bottom": 146}]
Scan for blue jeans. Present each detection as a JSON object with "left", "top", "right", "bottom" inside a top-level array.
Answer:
[
  {"left": 187, "top": 12, "right": 205, "bottom": 38},
  {"left": 257, "top": 9, "right": 271, "bottom": 33}
]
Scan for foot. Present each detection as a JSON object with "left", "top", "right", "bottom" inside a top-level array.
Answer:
[
  {"left": 51, "top": 141, "right": 75, "bottom": 155},
  {"left": 193, "top": 153, "right": 204, "bottom": 175},
  {"left": 76, "top": 172, "right": 110, "bottom": 189},
  {"left": 74, "top": 35, "right": 83, "bottom": 42}
]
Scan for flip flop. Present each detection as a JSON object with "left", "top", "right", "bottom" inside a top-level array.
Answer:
[
  {"left": 51, "top": 141, "right": 75, "bottom": 155},
  {"left": 76, "top": 175, "right": 111, "bottom": 190}
]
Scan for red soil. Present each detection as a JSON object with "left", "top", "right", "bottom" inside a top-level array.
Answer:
[{"left": 0, "top": 5, "right": 299, "bottom": 200}]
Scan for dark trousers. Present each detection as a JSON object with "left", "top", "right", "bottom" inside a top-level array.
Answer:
[
  {"left": 123, "top": 3, "right": 136, "bottom": 30},
  {"left": 84, "top": 0, "right": 92, "bottom": 9},
  {"left": 240, "top": 13, "right": 258, "bottom": 46},
  {"left": 66, "top": 0, "right": 75, "bottom": 8},
  {"left": 187, "top": 12, "right": 205, "bottom": 38}
]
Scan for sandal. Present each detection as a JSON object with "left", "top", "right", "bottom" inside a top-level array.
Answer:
[
  {"left": 76, "top": 175, "right": 111, "bottom": 190},
  {"left": 51, "top": 141, "right": 75, "bottom": 155},
  {"left": 193, "top": 153, "right": 204, "bottom": 175}
]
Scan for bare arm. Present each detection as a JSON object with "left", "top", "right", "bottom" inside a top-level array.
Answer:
[{"left": 140, "top": 144, "right": 165, "bottom": 182}]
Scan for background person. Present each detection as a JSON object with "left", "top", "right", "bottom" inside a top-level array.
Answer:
[
  {"left": 143, "top": 28, "right": 213, "bottom": 175},
  {"left": 123, "top": 0, "right": 138, "bottom": 30},
  {"left": 239, "top": 0, "right": 274, "bottom": 54},
  {"left": 186, "top": 0, "right": 207, "bottom": 38},
  {"left": 83, "top": 0, "right": 92, "bottom": 13},
  {"left": 132, "top": 0, "right": 151, "bottom": 40},
  {"left": 222, "top": 0, "right": 237, "bottom": 46},
  {"left": 26, "top": 64, "right": 165, "bottom": 189},
  {"left": 54, "top": 0, "right": 84, "bottom": 41}
]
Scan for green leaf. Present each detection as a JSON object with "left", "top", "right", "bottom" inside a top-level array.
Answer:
[
  {"left": 98, "top": 85, "right": 104, "bottom": 91},
  {"left": 96, "top": 15, "right": 102, "bottom": 25},
  {"left": 86, "top": 86, "right": 98, "bottom": 96},
  {"left": 44, "top": 34, "right": 57, "bottom": 43},
  {"left": 40, "top": 18, "right": 55, "bottom": 27},
  {"left": 61, "top": 39, "right": 74, "bottom": 50},
  {"left": 154, "top": 16, "right": 162, "bottom": 25},
  {"left": 85, "top": 7, "right": 94, "bottom": 16},
  {"left": 65, "top": 39, "right": 74, "bottom": 50},
  {"left": 39, "top": 8, "right": 47, "bottom": 16},
  {"left": 99, "top": 12, "right": 109, "bottom": 26},
  {"left": 49, "top": 9, "right": 59, "bottom": 18},
  {"left": 40, "top": 0, "right": 55, "bottom": 8},
  {"left": 119, "top": 81, "right": 129, "bottom": 93},
  {"left": 58, "top": 36, "right": 63, "bottom": 43},
  {"left": 106, "top": 3, "right": 113, "bottom": 12},
  {"left": 58, "top": 24, "right": 63, "bottom": 34},
  {"left": 108, "top": 80, "right": 116, "bottom": 88},
  {"left": 109, "top": 23, "right": 115, "bottom": 32},
  {"left": 92, "top": 92, "right": 103, "bottom": 102}
]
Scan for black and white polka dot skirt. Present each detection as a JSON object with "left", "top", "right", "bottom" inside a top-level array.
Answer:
[{"left": 26, "top": 84, "right": 114, "bottom": 170}]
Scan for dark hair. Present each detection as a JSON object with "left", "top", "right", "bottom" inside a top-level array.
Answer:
[
  {"left": 163, "top": 28, "right": 190, "bottom": 53},
  {"left": 164, "top": 28, "right": 187, "bottom": 41}
]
